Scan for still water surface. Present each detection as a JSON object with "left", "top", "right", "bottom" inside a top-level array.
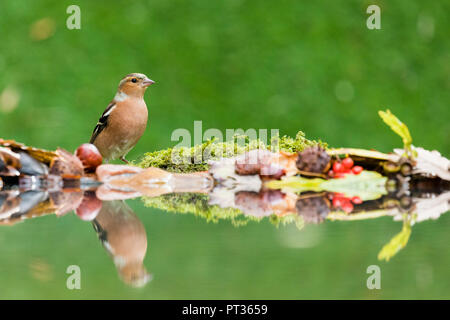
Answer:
[{"left": 0, "top": 190, "right": 448, "bottom": 299}]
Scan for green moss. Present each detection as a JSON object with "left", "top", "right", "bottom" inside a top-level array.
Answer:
[
  {"left": 137, "top": 131, "right": 324, "bottom": 173},
  {"left": 276, "top": 131, "right": 325, "bottom": 153},
  {"left": 143, "top": 193, "right": 305, "bottom": 230},
  {"left": 269, "top": 213, "right": 305, "bottom": 230},
  {"left": 143, "top": 193, "right": 260, "bottom": 227}
]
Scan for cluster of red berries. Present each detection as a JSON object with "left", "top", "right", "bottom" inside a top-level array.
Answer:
[
  {"left": 328, "top": 157, "right": 363, "bottom": 178},
  {"left": 330, "top": 193, "right": 362, "bottom": 213}
]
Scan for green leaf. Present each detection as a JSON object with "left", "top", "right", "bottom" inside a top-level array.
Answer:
[
  {"left": 378, "top": 109, "right": 413, "bottom": 153},
  {"left": 266, "top": 176, "right": 325, "bottom": 193},
  {"left": 321, "top": 171, "right": 387, "bottom": 201},
  {"left": 378, "top": 219, "right": 412, "bottom": 261},
  {"left": 267, "top": 171, "right": 387, "bottom": 201}
]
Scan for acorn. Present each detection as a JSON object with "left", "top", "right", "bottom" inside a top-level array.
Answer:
[
  {"left": 296, "top": 146, "right": 331, "bottom": 174},
  {"left": 75, "top": 143, "right": 103, "bottom": 173}
]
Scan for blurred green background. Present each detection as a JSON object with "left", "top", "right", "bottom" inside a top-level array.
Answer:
[{"left": 0, "top": 0, "right": 449, "bottom": 299}]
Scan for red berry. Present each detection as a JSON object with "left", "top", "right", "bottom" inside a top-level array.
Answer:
[
  {"left": 341, "top": 201, "right": 354, "bottom": 213},
  {"left": 333, "top": 161, "right": 344, "bottom": 173},
  {"left": 332, "top": 197, "right": 343, "bottom": 208},
  {"left": 342, "top": 157, "right": 354, "bottom": 169},
  {"left": 352, "top": 165, "right": 363, "bottom": 175},
  {"left": 328, "top": 170, "right": 334, "bottom": 177},
  {"left": 334, "top": 172, "right": 346, "bottom": 179},
  {"left": 351, "top": 196, "right": 362, "bottom": 204}
]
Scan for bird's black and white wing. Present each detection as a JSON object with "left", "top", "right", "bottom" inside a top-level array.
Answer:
[{"left": 89, "top": 102, "right": 116, "bottom": 143}]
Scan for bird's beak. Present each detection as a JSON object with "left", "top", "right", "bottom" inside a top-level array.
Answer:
[{"left": 142, "top": 78, "right": 155, "bottom": 87}]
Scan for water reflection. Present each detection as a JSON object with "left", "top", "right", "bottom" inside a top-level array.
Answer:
[
  {"left": 1, "top": 138, "right": 449, "bottom": 287},
  {"left": 1, "top": 175, "right": 448, "bottom": 287},
  {"left": 93, "top": 200, "right": 151, "bottom": 287},
  {"left": 0, "top": 189, "right": 151, "bottom": 287}
]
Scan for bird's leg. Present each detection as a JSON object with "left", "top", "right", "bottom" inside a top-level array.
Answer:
[{"left": 120, "top": 156, "right": 129, "bottom": 164}]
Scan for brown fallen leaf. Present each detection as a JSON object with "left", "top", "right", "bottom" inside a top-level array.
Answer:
[{"left": 49, "top": 148, "right": 84, "bottom": 179}]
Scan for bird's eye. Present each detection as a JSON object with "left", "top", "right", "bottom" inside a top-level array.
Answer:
[{"left": 131, "top": 78, "right": 137, "bottom": 83}]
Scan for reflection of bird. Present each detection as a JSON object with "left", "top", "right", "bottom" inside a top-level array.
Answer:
[
  {"left": 89, "top": 73, "right": 155, "bottom": 163},
  {"left": 92, "top": 200, "right": 151, "bottom": 287}
]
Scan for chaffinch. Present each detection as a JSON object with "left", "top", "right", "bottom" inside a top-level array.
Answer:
[
  {"left": 90, "top": 73, "right": 155, "bottom": 163},
  {"left": 92, "top": 200, "right": 151, "bottom": 287}
]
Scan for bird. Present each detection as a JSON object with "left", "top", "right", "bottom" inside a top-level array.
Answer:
[
  {"left": 89, "top": 73, "right": 155, "bottom": 163},
  {"left": 92, "top": 200, "right": 151, "bottom": 287}
]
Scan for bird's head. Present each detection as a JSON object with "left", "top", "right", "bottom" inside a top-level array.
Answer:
[
  {"left": 117, "top": 73, "right": 155, "bottom": 98},
  {"left": 118, "top": 262, "right": 153, "bottom": 288}
]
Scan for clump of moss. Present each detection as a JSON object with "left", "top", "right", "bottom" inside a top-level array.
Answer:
[
  {"left": 269, "top": 213, "right": 305, "bottom": 230},
  {"left": 143, "top": 193, "right": 305, "bottom": 230},
  {"left": 142, "top": 193, "right": 260, "bottom": 227},
  {"left": 276, "top": 131, "right": 326, "bottom": 153},
  {"left": 137, "top": 131, "right": 324, "bottom": 173}
]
